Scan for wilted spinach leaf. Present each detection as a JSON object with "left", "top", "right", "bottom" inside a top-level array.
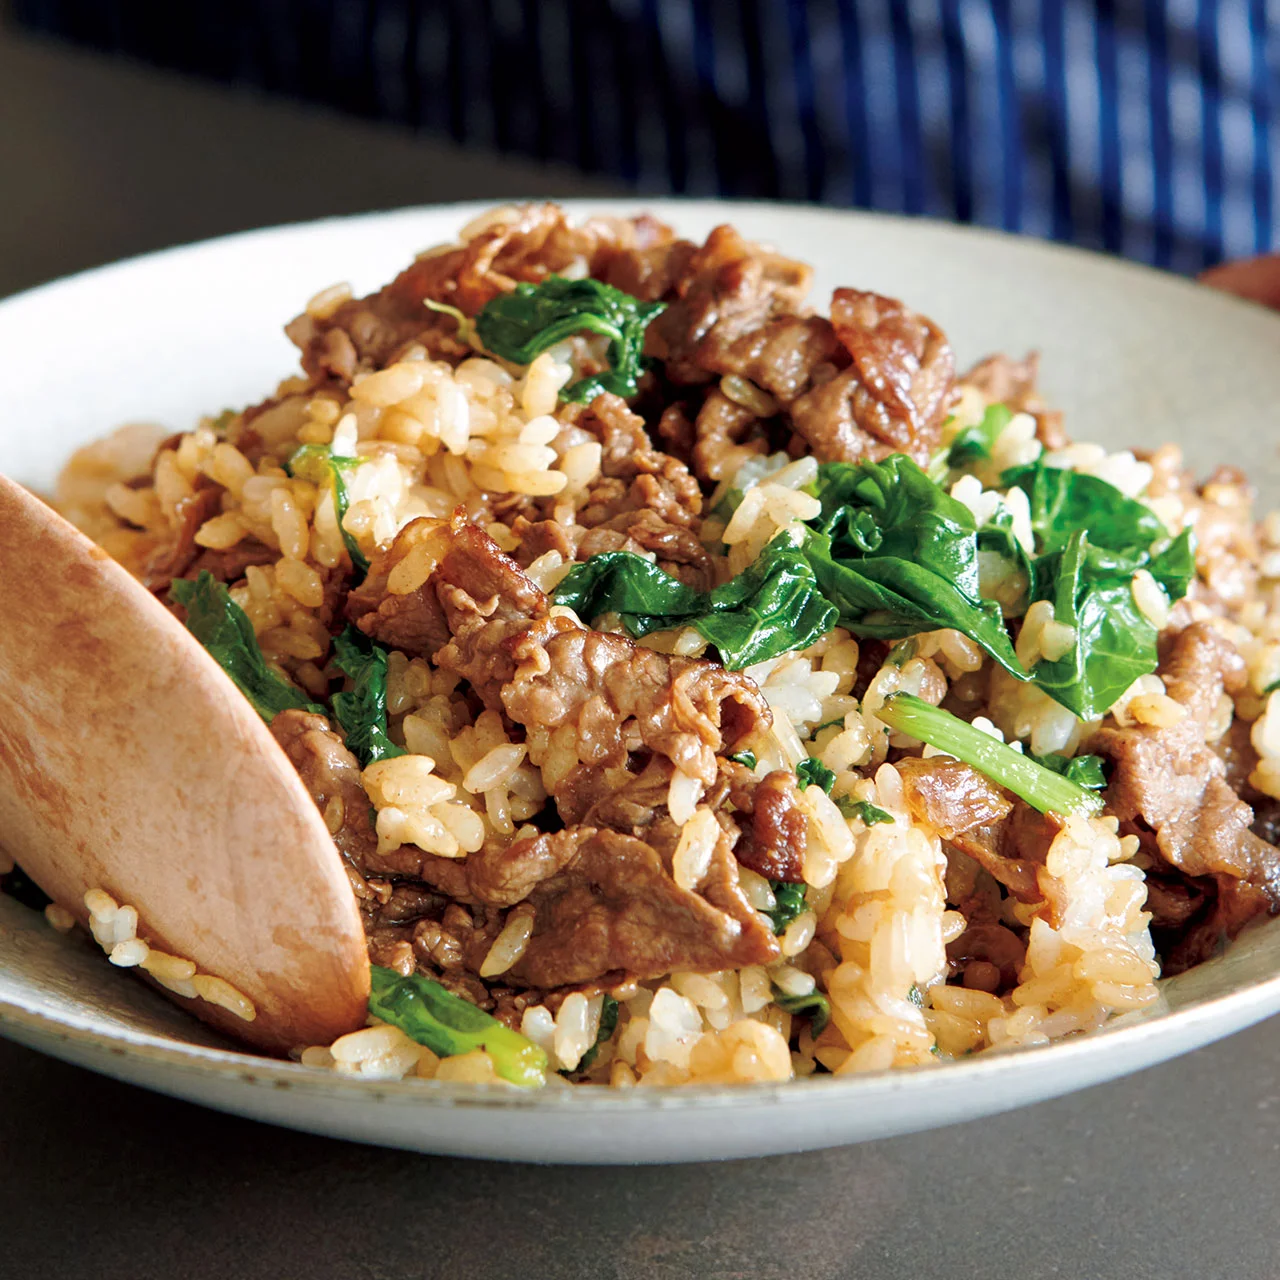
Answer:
[
  {"left": 474, "top": 276, "right": 665, "bottom": 403},
  {"left": 795, "top": 758, "right": 836, "bottom": 794},
  {"left": 551, "top": 534, "right": 837, "bottom": 669},
  {"left": 766, "top": 881, "right": 808, "bottom": 934},
  {"left": 835, "top": 796, "right": 895, "bottom": 826},
  {"left": 170, "top": 572, "right": 324, "bottom": 723},
  {"left": 1026, "top": 751, "right": 1107, "bottom": 790},
  {"left": 331, "top": 628, "right": 407, "bottom": 768},
  {"left": 772, "top": 988, "right": 831, "bottom": 1037},
  {"left": 801, "top": 456, "right": 1022, "bottom": 677},
  {"left": 286, "top": 442, "right": 369, "bottom": 580},
  {"left": 946, "top": 403, "right": 1013, "bottom": 468}
]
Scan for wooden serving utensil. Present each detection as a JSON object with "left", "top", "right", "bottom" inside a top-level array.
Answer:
[{"left": 0, "top": 475, "right": 370, "bottom": 1054}]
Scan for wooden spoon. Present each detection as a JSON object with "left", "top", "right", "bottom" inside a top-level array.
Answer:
[{"left": 0, "top": 475, "right": 370, "bottom": 1053}]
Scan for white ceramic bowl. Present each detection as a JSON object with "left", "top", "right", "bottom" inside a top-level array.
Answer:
[{"left": 2, "top": 200, "right": 1279, "bottom": 1164}]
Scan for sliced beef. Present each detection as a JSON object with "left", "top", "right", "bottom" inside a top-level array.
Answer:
[
  {"left": 897, "top": 755, "right": 1061, "bottom": 908},
  {"left": 693, "top": 388, "right": 770, "bottom": 483},
  {"left": 1090, "top": 622, "right": 1280, "bottom": 968},
  {"left": 269, "top": 709, "right": 378, "bottom": 870},
  {"left": 570, "top": 393, "right": 704, "bottom": 530},
  {"left": 643, "top": 223, "right": 820, "bottom": 388},
  {"left": 140, "top": 484, "right": 222, "bottom": 593},
  {"left": 287, "top": 205, "right": 674, "bottom": 385},
  {"left": 430, "top": 518, "right": 768, "bottom": 788},
  {"left": 960, "top": 351, "right": 1067, "bottom": 450},
  {"left": 788, "top": 289, "right": 955, "bottom": 465},
  {"left": 1092, "top": 624, "right": 1280, "bottom": 894},
  {"left": 512, "top": 506, "right": 714, "bottom": 592},
  {"left": 344, "top": 518, "right": 456, "bottom": 658},
  {"left": 503, "top": 825, "right": 779, "bottom": 988},
  {"left": 725, "top": 767, "right": 808, "bottom": 883}
]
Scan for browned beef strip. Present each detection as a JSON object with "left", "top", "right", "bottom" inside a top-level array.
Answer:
[
  {"left": 344, "top": 518, "right": 455, "bottom": 657},
  {"left": 569, "top": 393, "right": 703, "bottom": 530},
  {"left": 1090, "top": 623, "right": 1280, "bottom": 918},
  {"left": 692, "top": 388, "right": 770, "bottom": 483},
  {"left": 896, "top": 755, "right": 1061, "bottom": 908},
  {"left": 269, "top": 709, "right": 378, "bottom": 870},
  {"left": 946, "top": 921, "right": 1027, "bottom": 990},
  {"left": 140, "top": 484, "right": 223, "bottom": 594},
  {"left": 642, "top": 224, "right": 819, "bottom": 388},
  {"left": 286, "top": 206, "right": 675, "bottom": 386},
  {"left": 428, "top": 519, "right": 768, "bottom": 787},
  {"left": 502, "top": 826, "right": 778, "bottom": 988},
  {"left": 960, "top": 352, "right": 1068, "bottom": 450},
  {"left": 511, "top": 506, "right": 714, "bottom": 592},
  {"left": 787, "top": 289, "right": 955, "bottom": 465},
  {"left": 725, "top": 767, "right": 808, "bottom": 883}
]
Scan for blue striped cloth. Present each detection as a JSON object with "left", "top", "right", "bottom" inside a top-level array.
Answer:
[{"left": 14, "top": 0, "right": 1278, "bottom": 269}]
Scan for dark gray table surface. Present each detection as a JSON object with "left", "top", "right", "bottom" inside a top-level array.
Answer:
[{"left": 1, "top": 25, "right": 1278, "bottom": 1280}]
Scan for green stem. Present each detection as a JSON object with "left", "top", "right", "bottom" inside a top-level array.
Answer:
[{"left": 875, "top": 693, "right": 1104, "bottom": 817}]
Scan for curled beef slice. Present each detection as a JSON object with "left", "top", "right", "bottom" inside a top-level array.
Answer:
[
  {"left": 789, "top": 289, "right": 955, "bottom": 465},
  {"left": 430, "top": 520, "right": 769, "bottom": 788},
  {"left": 897, "top": 755, "right": 1060, "bottom": 908},
  {"left": 692, "top": 388, "right": 770, "bottom": 484},
  {"left": 725, "top": 766, "right": 808, "bottom": 883},
  {"left": 407, "top": 821, "right": 780, "bottom": 988},
  {"left": 505, "top": 826, "right": 779, "bottom": 988},
  {"left": 270, "top": 709, "right": 378, "bottom": 871},
  {"left": 345, "top": 518, "right": 454, "bottom": 656},
  {"left": 569, "top": 393, "right": 703, "bottom": 530},
  {"left": 1091, "top": 623, "right": 1280, "bottom": 901},
  {"left": 287, "top": 205, "right": 675, "bottom": 384},
  {"left": 643, "top": 224, "right": 821, "bottom": 389},
  {"left": 1089, "top": 622, "right": 1280, "bottom": 964},
  {"left": 512, "top": 506, "right": 714, "bottom": 593}
]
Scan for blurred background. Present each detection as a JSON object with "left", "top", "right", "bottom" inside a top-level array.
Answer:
[{"left": 1, "top": 0, "right": 1275, "bottom": 300}]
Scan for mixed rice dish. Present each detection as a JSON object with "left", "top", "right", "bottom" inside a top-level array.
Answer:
[{"left": 10, "top": 202, "right": 1280, "bottom": 1089}]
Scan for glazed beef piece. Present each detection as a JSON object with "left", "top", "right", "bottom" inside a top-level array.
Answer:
[
  {"left": 897, "top": 755, "right": 1062, "bottom": 910},
  {"left": 270, "top": 709, "right": 378, "bottom": 869},
  {"left": 407, "top": 823, "right": 779, "bottom": 988},
  {"left": 723, "top": 765, "right": 808, "bottom": 883},
  {"left": 620, "top": 223, "right": 956, "bottom": 474},
  {"left": 286, "top": 205, "right": 677, "bottom": 385},
  {"left": 1089, "top": 622, "right": 1280, "bottom": 971},
  {"left": 512, "top": 506, "right": 714, "bottom": 592},
  {"left": 568, "top": 393, "right": 704, "bottom": 531},
  {"left": 788, "top": 288, "right": 955, "bottom": 464},
  {"left": 336, "top": 516, "right": 790, "bottom": 987},
  {"left": 960, "top": 352, "right": 1068, "bottom": 449}
]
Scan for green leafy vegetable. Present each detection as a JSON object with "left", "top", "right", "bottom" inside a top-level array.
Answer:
[
  {"left": 170, "top": 572, "right": 324, "bottom": 723},
  {"left": 368, "top": 965, "right": 547, "bottom": 1088},
  {"left": 835, "top": 796, "right": 895, "bottom": 826},
  {"left": 331, "top": 628, "right": 407, "bottom": 768},
  {"left": 0, "top": 865, "right": 51, "bottom": 912},
  {"left": 1003, "top": 461, "right": 1168, "bottom": 558},
  {"left": 474, "top": 276, "right": 665, "bottom": 403},
  {"left": 795, "top": 758, "right": 836, "bottom": 794},
  {"left": 875, "top": 693, "right": 1104, "bottom": 816},
  {"left": 767, "top": 881, "right": 808, "bottom": 934},
  {"left": 286, "top": 443, "right": 369, "bottom": 580},
  {"left": 1024, "top": 527, "right": 1195, "bottom": 719},
  {"left": 946, "top": 403, "right": 1013, "bottom": 468},
  {"left": 907, "top": 983, "right": 924, "bottom": 1007},
  {"left": 996, "top": 461, "right": 1197, "bottom": 718},
  {"left": 802, "top": 456, "right": 1023, "bottom": 677},
  {"left": 1265, "top": 678, "right": 1280, "bottom": 697},
  {"left": 551, "top": 534, "right": 837, "bottom": 670},
  {"left": 729, "top": 750, "right": 758, "bottom": 770},
  {"left": 574, "top": 995, "right": 620, "bottom": 1074},
  {"left": 773, "top": 988, "right": 831, "bottom": 1037},
  {"left": 1026, "top": 751, "right": 1107, "bottom": 790}
]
